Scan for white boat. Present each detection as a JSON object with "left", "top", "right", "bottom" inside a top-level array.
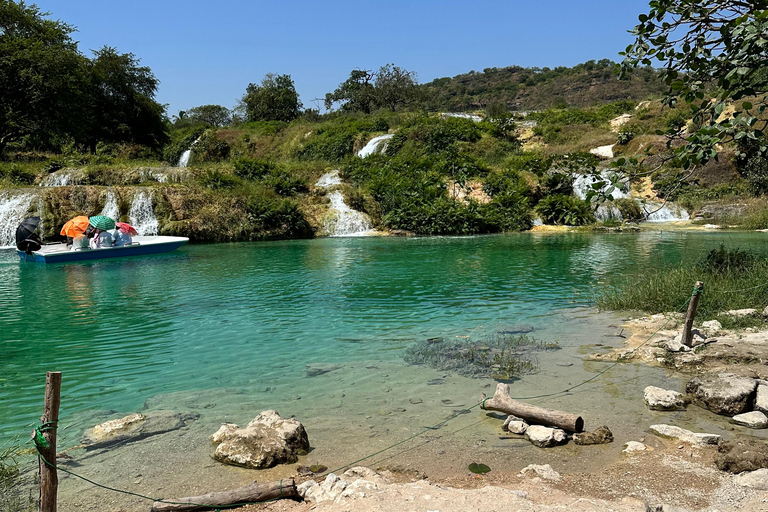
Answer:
[{"left": 17, "top": 236, "right": 189, "bottom": 263}]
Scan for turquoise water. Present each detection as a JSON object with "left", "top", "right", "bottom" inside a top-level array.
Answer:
[{"left": 1, "top": 230, "right": 766, "bottom": 444}]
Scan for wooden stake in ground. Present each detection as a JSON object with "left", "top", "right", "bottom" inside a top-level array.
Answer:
[
  {"left": 37, "top": 371, "right": 62, "bottom": 512},
  {"left": 681, "top": 281, "right": 704, "bottom": 347},
  {"left": 481, "top": 382, "right": 584, "bottom": 432},
  {"left": 151, "top": 479, "right": 298, "bottom": 512}
]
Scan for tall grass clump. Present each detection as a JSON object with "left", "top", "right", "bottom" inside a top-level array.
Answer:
[
  {"left": 1, "top": 445, "right": 34, "bottom": 512},
  {"left": 598, "top": 245, "right": 768, "bottom": 320}
]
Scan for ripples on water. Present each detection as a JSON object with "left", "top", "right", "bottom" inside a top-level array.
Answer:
[{"left": 0, "top": 231, "right": 764, "bottom": 442}]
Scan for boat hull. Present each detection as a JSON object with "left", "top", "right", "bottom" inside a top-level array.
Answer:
[{"left": 17, "top": 236, "right": 189, "bottom": 263}]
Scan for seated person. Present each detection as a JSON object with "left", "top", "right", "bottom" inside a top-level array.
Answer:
[
  {"left": 113, "top": 229, "right": 133, "bottom": 247},
  {"left": 89, "top": 228, "right": 114, "bottom": 249},
  {"left": 71, "top": 234, "right": 90, "bottom": 251}
]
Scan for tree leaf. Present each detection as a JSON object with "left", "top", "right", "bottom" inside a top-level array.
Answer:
[{"left": 468, "top": 463, "right": 491, "bottom": 474}]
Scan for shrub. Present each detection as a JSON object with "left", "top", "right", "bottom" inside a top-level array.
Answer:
[
  {"left": 194, "top": 130, "right": 230, "bottom": 163},
  {"left": 483, "top": 168, "right": 531, "bottom": 197},
  {"left": 700, "top": 245, "right": 757, "bottom": 274},
  {"left": 264, "top": 168, "right": 308, "bottom": 196},
  {"left": 233, "top": 157, "right": 276, "bottom": 180},
  {"left": 614, "top": 198, "right": 644, "bottom": 221},
  {"left": 535, "top": 194, "right": 595, "bottom": 225},
  {"left": 245, "top": 195, "right": 311, "bottom": 237},
  {"left": 617, "top": 127, "right": 635, "bottom": 145},
  {"left": 0, "top": 163, "right": 35, "bottom": 184},
  {"left": 541, "top": 171, "right": 574, "bottom": 195},
  {"left": 200, "top": 170, "right": 238, "bottom": 190}
]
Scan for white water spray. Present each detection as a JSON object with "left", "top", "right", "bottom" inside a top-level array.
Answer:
[
  {"left": 128, "top": 191, "right": 158, "bottom": 235},
  {"left": 356, "top": 134, "right": 394, "bottom": 158},
  {"left": 40, "top": 169, "right": 85, "bottom": 187},
  {"left": 177, "top": 137, "right": 200, "bottom": 168},
  {"left": 100, "top": 190, "right": 120, "bottom": 220},
  {"left": 0, "top": 193, "right": 34, "bottom": 248},
  {"left": 324, "top": 191, "right": 373, "bottom": 236}
]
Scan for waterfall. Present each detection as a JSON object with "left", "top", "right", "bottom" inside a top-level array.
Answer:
[
  {"left": 0, "top": 193, "right": 34, "bottom": 248},
  {"left": 641, "top": 200, "right": 690, "bottom": 222},
  {"left": 356, "top": 134, "right": 394, "bottom": 158},
  {"left": 100, "top": 190, "right": 120, "bottom": 220},
  {"left": 315, "top": 170, "right": 374, "bottom": 236},
  {"left": 324, "top": 191, "right": 373, "bottom": 236},
  {"left": 573, "top": 171, "right": 629, "bottom": 201},
  {"left": 40, "top": 169, "right": 85, "bottom": 187},
  {"left": 177, "top": 137, "right": 200, "bottom": 168},
  {"left": 315, "top": 170, "right": 342, "bottom": 188},
  {"left": 128, "top": 191, "right": 159, "bottom": 235}
]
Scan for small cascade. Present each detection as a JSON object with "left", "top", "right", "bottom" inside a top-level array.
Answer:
[
  {"left": 573, "top": 171, "right": 629, "bottom": 201},
  {"left": 324, "top": 191, "right": 373, "bottom": 236},
  {"left": 177, "top": 137, "right": 200, "bottom": 168},
  {"left": 0, "top": 193, "right": 34, "bottom": 248},
  {"left": 128, "top": 191, "right": 158, "bottom": 235},
  {"left": 440, "top": 113, "right": 483, "bottom": 122},
  {"left": 40, "top": 169, "right": 85, "bottom": 187},
  {"left": 356, "top": 134, "right": 394, "bottom": 158},
  {"left": 315, "top": 170, "right": 374, "bottom": 236},
  {"left": 315, "top": 170, "right": 342, "bottom": 187},
  {"left": 641, "top": 201, "right": 690, "bottom": 222},
  {"left": 100, "top": 190, "right": 120, "bottom": 220}
]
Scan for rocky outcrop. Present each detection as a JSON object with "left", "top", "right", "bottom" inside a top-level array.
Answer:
[
  {"left": 685, "top": 372, "right": 757, "bottom": 415},
  {"left": 644, "top": 386, "right": 686, "bottom": 411},
  {"left": 573, "top": 426, "right": 613, "bottom": 445},
  {"left": 210, "top": 410, "right": 309, "bottom": 469},
  {"left": 755, "top": 384, "right": 768, "bottom": 414},
  {"left": 649, "top": 424, "right": 720, "bottom": 446},
  {"left": 715, "top": 437, "right": 768, "bottom": 473},
  {"left": 81, "top": 411, "right": 199, "bottom": 449},
  {"left": 520, "top": 464, "right": 561, "bottom": 482},
  {"left": 299, "top": 468, "right": 383, "bottom": 504},
  {"left": 734, "top": 468, "right": 768, "bottom": 490},
  {"left": 524, "top": 425, "right": 567, "bottom": 448}
]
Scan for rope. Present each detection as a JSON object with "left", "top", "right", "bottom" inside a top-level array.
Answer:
[{"left": 31, "top": 440, "right": 284, "bottom": 509}]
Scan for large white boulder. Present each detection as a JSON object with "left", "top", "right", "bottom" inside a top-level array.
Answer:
[{"left": 643, "top": 386, "right": 686, "bottom": 411}]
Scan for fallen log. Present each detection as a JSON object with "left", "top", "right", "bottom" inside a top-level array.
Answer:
[
  {"left": 481, "top": 383, "right": 584, "bottom": 432},
  {"left": 151, "top": 479, "right": 297, "bottom": 512}
]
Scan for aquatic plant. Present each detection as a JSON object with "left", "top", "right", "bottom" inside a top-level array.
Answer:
[{"left": 404, "top": 333, "right": 559, "bottom": 381}]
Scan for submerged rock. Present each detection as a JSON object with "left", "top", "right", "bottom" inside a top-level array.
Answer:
[
  {"left": 210, "top": 410, "right": 309, "bottom": 469},
  {"left": 81, "top": 411, "right": 199, "bottom": 449},
  {"left": 715, "top": 437, "right": 768, "bottom": 473},
  {"left": 643, "top": 386, "right": 686, "bottom": 411},
  {"left": 306, "top": 363, "right": 341, "bottom": 377},
  {"left": 498, "top": 324, "right": 535, "bottom": 334},
  {"left": 649, "top": 424, "right": 720, "bottom": 446},
  {"left": 685, "top": 372, "right": 757, "bottom": 416},
  {"left": 573, "top": 426, "right": 613, "bottom": 445}
]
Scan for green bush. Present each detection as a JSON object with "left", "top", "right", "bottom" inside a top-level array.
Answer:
[
  {"left": 200, "top": 170, "right": 238, "bottom": 190},
  {"left": 245, "top": 195, "right": 311, "bottom": 237},
  {"left": 504, "top": 152, "right": 552, "bottom": 176},
  {"left": 264, "top": 168, "right": 308, "bottom": 196},
  {"left": 483, "top": 168, "right": 531, "bottom": 197},
  {"left": 541, "top": 171, "right": 574, "bottom": 195},
  {"left": 700, "top": 245, "right": 757, "bottom": 274},
  {"left": 614, "top": 198, "right": 644, "bottom": 221},
  {"left": 535, "top": 194, "right": 595, "bottom": 225},
  {"left": 194, "top": 130, "right": 230, "bottom": 163},
  {"left": 0, "top": 163, "right": 35, "bottom": 184},
  {"left": 616, "top": 126, "right": 635, "bottom": 145},
  {"left": 233, "top": 157, "right": 276, "bottom": 180}
]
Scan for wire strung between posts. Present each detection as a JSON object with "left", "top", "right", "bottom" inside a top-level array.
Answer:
[
  {"left": 30, "top": 439, "right": 284, "bottom": 509},
  {"left": 21, "top": 286, "right": 700, "bottom": 505}
]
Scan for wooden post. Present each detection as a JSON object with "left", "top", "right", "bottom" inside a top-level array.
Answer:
[
  {"left": 38, "top": 371, "right": 62, "bottom": 512},
  {"left": 681, "top": 281, "right": 704, "bottom": 347}
]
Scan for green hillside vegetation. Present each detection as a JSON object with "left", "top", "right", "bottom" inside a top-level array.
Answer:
[{"left": 422, "top": 60, "right": 667, "bottom": 112}]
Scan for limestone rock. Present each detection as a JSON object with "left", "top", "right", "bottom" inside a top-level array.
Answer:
[
  {"left": 342, "top": 466, "right": 385, "bottom": 484},
  {"left": 297, "top": 479, "right": 318, "bottom": 498},
  {"left": 524, "top": 425, "right": 567, "bottom": 448},
  {"left": 301, "top": 472, "right": 380, "bottom": 504},
  {"left": 573, "top": 426, "right": 613, "bottom": 445},
  {"left": 664, "top": 339, "right": 691, "bottom": 352},
  {"left": 731, "top": 411, "right": 768, "bottom": 429},
  {"left": 590, "top": 144, "right": 615, "bottom": 159},
  {"left": 610, "top": 113, "right": 633, "bottom": 130},
  {"left": 502, "top": 416, "right": 528, "bottom": 434},
  {"left": 649, "top": 424, "right": 720, "bottom": 446},
  {"left": 734, "top": 468, "right": 768, "bottom": 490},
  {"left": 81, "top": 411, "right": 199, "bottom": 449},
  {"left": 720, "top": 308, "right": 759, "bottom": 318},
  {"left": 701, "top": 319, "right": 723, "bottom": 334},
  {"left": 520, "top": 464, "right": 561, "bottom": 482},
  {"left": 623, "top": 441, "right": 648, "bottom": 453},
  {"left": 756, "top": 384, "right": 768, "bottom": 414},
  {"left": 672, "top": 328, "right": 706, "bottom": 347},
  {"left": 685, "top": 372, "right": 757, "bottom": 415},
  {"left": 643, "top": 386, "right": 686, "bottom": 411},
  {"left": 210, "top": 410, "right": 309, "bottom": 469},
  {"left": 306, "top": 363, "right": 341, "bottom": 377},
  {"left": 715, "top": 437, "right": 768, "bottom": 473}
]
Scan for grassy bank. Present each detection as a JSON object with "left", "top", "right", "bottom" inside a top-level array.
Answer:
[{"left": 598, "top": 246, "right": 768, "bottom": 327}]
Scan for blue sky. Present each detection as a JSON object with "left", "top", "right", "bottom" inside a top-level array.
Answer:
[{"left": 35, "top": 0, "right": 651, "bottom": 117}]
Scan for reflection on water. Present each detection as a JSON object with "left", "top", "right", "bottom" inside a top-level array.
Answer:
[{"left": 1, "top": 230, "right": 766, "bottom": 443}]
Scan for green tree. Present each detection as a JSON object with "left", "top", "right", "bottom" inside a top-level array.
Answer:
[
  {"left": 181, "top": 104, "right": 231, "bottom": 127},
  {"left": 374, "top": 64, "right": 418, "bottom": 111},
  {"left": 0, "top": 0, "right": 88, "bottom": 153},
  {"left": 325, "top": 69, "right": 376, "bottom": 113},
  {"left": 242, "top": 73, "right": 302, "bottom": 122},
  {"left": 621, "top": 1, "right": 768, "bottom": 169},
  {"left": 83, "top": 46, "right": 168, "bottom": 152}
]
